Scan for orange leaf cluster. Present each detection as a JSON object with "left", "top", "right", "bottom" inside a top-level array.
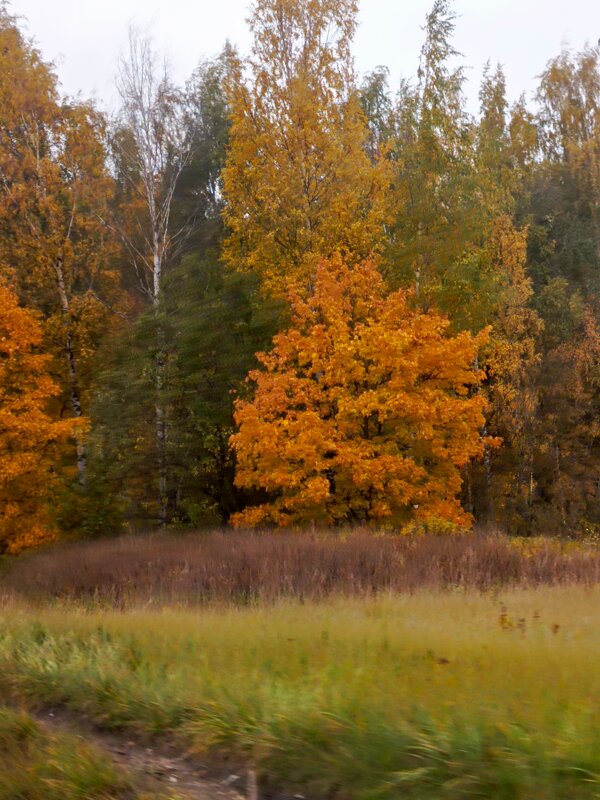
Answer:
[
  {"left": 0, "top": 285, "right": 82, "bottom": 553},
  {"left": 231, "top": 256, "right": 490, "bottom": 528}
]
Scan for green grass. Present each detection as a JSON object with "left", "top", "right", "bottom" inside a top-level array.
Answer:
[
  {"left": 0, "top": 705, "right": 138, "bottom": 799},
  {"left": 1, "top": 588, "right": 600, "bottom": 798}
]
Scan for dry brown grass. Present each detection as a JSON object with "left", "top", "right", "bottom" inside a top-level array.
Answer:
[{"left": 4, "top": 529, "right": 600, "bottom": 605}]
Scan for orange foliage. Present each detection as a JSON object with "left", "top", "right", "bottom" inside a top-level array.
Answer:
[
  {"left": 231, "top": 256, "right": 491, "bottom": 529},
  {"left": 0, "top": 285, "right": 82, "bottom": 553},
  {"left": 0, "top": 10, "right": 122, "bottom": 485}
]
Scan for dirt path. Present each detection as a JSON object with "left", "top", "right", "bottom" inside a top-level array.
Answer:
[{"left": 36, "top": 706, "right": 248, "bottom": 800}]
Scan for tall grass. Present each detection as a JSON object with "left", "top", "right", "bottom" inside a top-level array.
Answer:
[
  {"left": 2, "top": 588, "right": 600, "bottom": 797},
  {"left": 0, "top": 706, "right": 139, "bottom": 799},
  {"left": 4, "top": 529, "right": 600, "bottom": 605}
]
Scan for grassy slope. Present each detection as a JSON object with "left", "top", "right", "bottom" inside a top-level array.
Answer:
[{"left": 1, "top": 588, "right": 600, "bottom": 798}]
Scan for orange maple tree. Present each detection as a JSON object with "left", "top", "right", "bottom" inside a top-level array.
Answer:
[
  {"left": 0, "top": 284, "right": 81, "bottom": 553},
  {"left": 231, "top": 256, "right": 491, "bottom": 528}
]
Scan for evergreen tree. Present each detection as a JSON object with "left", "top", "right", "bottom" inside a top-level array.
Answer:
[{"left": 386, "top": 0, "right": 479, "bottom": 298}]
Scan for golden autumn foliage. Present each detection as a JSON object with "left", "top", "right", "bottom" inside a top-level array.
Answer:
[
  {"left": 0, "top": 12, "right": 119, "bottom": 344},
  {"left": 231, "top": 256, "right": 491, "bottom": 528},
  {"left": 0, "top": 285, "right": 81, "bottom": 553},
  {"left": 0, "top": 1, "right": 598, "bottom": 540},
  {"left": 0, "top": 8, "right": 122, "bottom": 483},
  {"left": 222, "top": 0, "right": 390, "bottom": 298}
]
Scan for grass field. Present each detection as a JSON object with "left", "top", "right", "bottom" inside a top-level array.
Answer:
[{"left": 1, "top": 585, "right": 600, "bottom": 798}]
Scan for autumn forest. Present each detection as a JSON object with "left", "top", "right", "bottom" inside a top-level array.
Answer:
[{"left": 1, "top": 0, "right": 600, "bottom": 553}]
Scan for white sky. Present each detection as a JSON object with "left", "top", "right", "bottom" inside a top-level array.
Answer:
[{"left": 6, "top": 0, "right": 600, "bottom": 112}]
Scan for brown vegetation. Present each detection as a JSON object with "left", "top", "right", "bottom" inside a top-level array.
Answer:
[{"left": 4, "top": 530, "right": 600, "bottom": 605}]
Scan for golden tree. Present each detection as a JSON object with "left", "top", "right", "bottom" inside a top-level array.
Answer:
[
  {"left": 0, "top": 285, "right": 81, "bottom": 553},
  {"left": 231, "top": 256, "right": 491, "bottom": 528},
  {"left": 222, "top": 0, "right": 390, "bottom": 297},
  {"left": 0, "top": 7, "right": 121, "bottom": 485}
]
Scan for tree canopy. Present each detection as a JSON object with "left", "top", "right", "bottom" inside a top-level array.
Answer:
[
  {"left": 231, "top": 256, "right": 490, "bottom": 528},
  {"left": 1, "top": 0, "right": 599, "bottom": 542}
]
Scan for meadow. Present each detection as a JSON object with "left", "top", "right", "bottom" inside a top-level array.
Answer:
[{"left": 2, "top": 532, "right": 600, "bottom": 798}]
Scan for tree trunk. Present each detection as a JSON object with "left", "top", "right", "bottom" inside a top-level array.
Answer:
[
  {"left": 153, "top": 244, "right": 168, "bottom": 527},
  {"left": 155, "top": 335, "right": 168, "bottom": 528},
  {"left": 483, "top": 427, "right": 494, "bottom": 523},
  {"left": 54, "top": 256, "right": 86, "bottom": 485}
]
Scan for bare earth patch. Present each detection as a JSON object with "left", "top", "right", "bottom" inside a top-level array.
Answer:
[{"left": 35, "top": 706, "right": 246, "bottom": 800}]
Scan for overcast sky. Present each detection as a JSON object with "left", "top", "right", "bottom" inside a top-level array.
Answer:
[{"left": 6, "top": 0, "right": 600, "bottom": 111}]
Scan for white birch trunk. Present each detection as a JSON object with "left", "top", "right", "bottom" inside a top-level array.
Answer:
[
  {"left": 54, "top": 255, "right": 86, "bottom": 485},
  {"left": 117, "top": 29, "right": 191, "bottom": 526}
]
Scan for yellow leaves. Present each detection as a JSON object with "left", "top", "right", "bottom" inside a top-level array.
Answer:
[
  {"left": 0, "top": 284, "right": 81, "bottom": 553},
  {"left": 231, "top": 257, "right": 489, "bottom": 529},
  {"left": 0, "top": 11, "right": 121, "bottom": 422},
  {"left": 222, "top": 0, "right": 391, "bottom": 298}
]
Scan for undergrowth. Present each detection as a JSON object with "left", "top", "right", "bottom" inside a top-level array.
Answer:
[{"left": 4, "top": 530, "right": 600, "bottom": 606}]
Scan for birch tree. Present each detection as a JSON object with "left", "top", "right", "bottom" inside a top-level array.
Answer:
[{"left": 114, "top": 29, "right": 192, "bottom": 525}]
